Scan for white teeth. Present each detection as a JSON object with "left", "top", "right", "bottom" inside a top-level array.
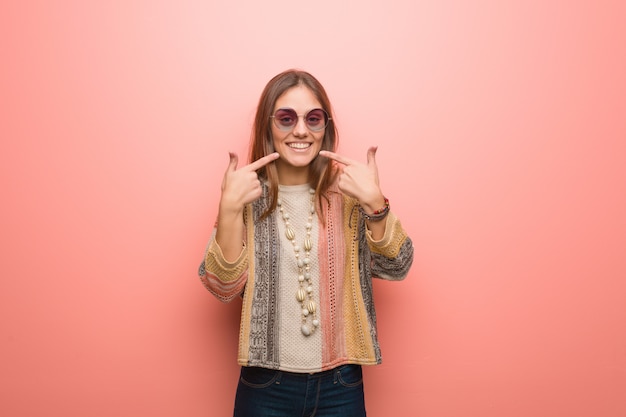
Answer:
[{"left": 288, "top": 143, "right": 311, "bottom": 149}]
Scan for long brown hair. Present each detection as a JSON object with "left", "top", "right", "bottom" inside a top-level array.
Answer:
[{"left": 248, "top": 69, "right": 339, "bottom": 220}]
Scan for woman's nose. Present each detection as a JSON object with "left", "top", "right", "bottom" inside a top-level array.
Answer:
[{"left": 292, "top": 116, "right": 309, "bottom": 136}]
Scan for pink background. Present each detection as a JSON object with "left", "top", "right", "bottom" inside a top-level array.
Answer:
[{"left": 2, "top": 1, "right": 625, "bottom": 416}]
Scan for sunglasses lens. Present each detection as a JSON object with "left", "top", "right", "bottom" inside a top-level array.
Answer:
[
  {"left": 305, "top": 109, "right": 328, "bottom": 131},
  {"left": 273, "top": 108, "right": 298, "bottom": 130}
]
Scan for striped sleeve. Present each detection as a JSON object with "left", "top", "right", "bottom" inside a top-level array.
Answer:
[
  {"left": 366, "top": 212, "right": 414, "bottom": 281},
  {"left": 198, "top": 235, "right": 249, "bottom": 302}
]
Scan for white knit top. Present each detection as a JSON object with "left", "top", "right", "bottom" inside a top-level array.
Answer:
[{"left": 275, "top": 184, "right": 323, "bottom": 372}]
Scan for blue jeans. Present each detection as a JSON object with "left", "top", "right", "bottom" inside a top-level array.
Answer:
[{"left": 233, "top": 365, "right": 367, "bottom": 417}]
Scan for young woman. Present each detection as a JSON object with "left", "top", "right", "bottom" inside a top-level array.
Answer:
[{"left": 199, "top": 69, "right": 414, "bottom": 416}]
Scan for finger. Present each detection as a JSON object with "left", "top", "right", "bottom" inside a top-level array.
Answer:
[
  {"left": 247, "top": 152, "right": 280, "bottom": 171},
  {"left": 226, "top": 152, "right": 239, "bottom": 172},
  {"left": 319, "top": 150, "right": 357, "bottom": 166},
  {"left": 366, "top": 146, "right": 378, "bottom": 167}
]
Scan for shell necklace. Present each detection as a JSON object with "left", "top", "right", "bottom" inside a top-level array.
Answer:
[{"left": 277, "top": 188, "right": 319, "bottom": 337}]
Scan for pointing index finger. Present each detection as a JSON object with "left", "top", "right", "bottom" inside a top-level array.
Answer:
[
  {"left": 247, "top": 152, "right": 280, "bottom": 171},
  {"left": 318, "top": 150, "right": 356, "bottom": 166}
]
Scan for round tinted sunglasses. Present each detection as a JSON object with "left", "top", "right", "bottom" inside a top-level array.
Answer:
[{"left": 270, "top": 108, "right": 331, "bottom": 132}]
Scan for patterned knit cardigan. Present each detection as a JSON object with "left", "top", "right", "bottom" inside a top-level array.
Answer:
[{"left": 198, "top": 184, "right": 414, "bottom": 371}]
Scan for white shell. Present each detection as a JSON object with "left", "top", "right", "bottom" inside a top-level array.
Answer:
[{"left": 301, "top": 324, "right": 311, "bottom": 336}]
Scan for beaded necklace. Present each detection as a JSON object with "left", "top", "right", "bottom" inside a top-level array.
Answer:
[{"left": 277, "top": 188, "right": 319, "bottom": 337}]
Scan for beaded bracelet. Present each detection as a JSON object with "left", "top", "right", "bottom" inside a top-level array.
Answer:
[{"left": 359, "top": 197, "right": 390, "bottom": 222}]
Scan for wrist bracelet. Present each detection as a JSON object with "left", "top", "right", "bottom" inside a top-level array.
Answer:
[{"left": 359, "top": 197, "right": 390, "bottom": 222}]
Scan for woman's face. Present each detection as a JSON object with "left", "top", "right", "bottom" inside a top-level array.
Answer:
[{"left": 271, "top": 85, "right": 326, "bottom": 184}]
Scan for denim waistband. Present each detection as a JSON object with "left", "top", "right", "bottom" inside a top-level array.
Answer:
[{"left": 244, "top": 364, "right": 360, "bottom": 381}]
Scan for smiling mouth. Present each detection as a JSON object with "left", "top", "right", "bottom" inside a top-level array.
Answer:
[{"left": 287, "top": 142, "right": 311, "bottom": 149}]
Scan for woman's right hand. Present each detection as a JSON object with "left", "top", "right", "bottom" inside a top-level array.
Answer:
[
  {"left": 215, "top": 152, "right": 279, "bottom": 262},
  {"left": 220, "top": 152, "right": 280, "bottom": 212}
]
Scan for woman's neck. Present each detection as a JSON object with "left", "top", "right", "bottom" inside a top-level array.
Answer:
[{"left": 277, "top": 166, "right": 309, "bottom": 186}]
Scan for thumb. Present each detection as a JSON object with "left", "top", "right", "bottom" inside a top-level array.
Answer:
[
  {"left": 226, "top": 152, "right": 239, "bottom": 172},
  {"left": 366, "top": 146, "right": 378, "bottom": 167}
]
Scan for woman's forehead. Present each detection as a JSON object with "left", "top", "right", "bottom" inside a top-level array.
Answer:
[{"left": 274, "top": 86, "right": 322, "bottom": 111}]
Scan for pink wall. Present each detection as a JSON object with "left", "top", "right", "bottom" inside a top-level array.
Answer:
[{"left": 2, "top": 1, "right": 625, "bottom": 416}]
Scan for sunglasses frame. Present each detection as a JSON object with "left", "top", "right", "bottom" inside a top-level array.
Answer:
[{"left": 270, "top": 107, "right": 331, "bottom": 132}]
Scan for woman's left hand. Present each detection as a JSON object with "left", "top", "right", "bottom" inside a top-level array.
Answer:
[{"left": 319, "top": 146, "right": 386, "bottom": 214}]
